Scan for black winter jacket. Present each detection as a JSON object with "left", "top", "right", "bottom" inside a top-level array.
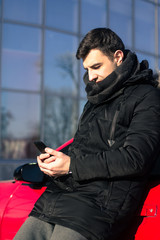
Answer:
[{"left": 30, "top": 51, "right": 160, "bottom": 240}]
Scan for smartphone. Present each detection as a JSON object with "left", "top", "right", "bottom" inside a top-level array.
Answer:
[{"left": 34, "top": 141, "right": 47, "bottom": 154}]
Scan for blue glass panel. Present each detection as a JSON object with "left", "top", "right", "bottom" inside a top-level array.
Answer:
[
  {"left": 81, "top": 0, "right": 107, "bottom": 35},
  {"left": 1, "top": 92, "right": 40, "bottom": 159},
  {"left": 44, "top": 30, "right": 78, "bottom": 95},
  {"left": 46, "top": 0, "right": 78, "bottom": 32},
  {"left": 4, "top": 0, "right": 42, "bottom": 24},
  {"left": 80, "top": 62, "right": 87, "bottom": 98},
  {"left": 3, "top": 24, "right": 41, "bottom": 52},
  {"left": 2, "top": 24, "right": 41, "bottom": 91},
  {"left": 159, "top": 6, "right": 160, "bottom": 55},
  {"left": 79, "top": 99, "right": 87, "bottom": 116},
  {"left": 135, "top": 0, "right": 155, "bottom": 53},
  {"left": 110, "top": 0, "right": 132, "bottom": 48},
  {"left": 0, "top": 0, "right": 2, "bottom": 18}
]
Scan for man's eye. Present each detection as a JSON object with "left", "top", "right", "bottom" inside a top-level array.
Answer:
[{"left": 93, "top": 65, "right": 100, "bottom": 69}]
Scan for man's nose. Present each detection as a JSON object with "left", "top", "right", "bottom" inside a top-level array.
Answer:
[{"left": 88, "top": 70, "right": 97, "bottom": 81}]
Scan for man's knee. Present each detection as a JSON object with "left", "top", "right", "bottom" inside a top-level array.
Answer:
[
  {"left": 51, "top": 224, "right": 87, "bottom": 240},
  {"left": 14, "top": 216, "right": 54, "bottom": 240}
]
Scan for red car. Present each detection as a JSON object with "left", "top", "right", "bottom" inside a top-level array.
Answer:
[{"left": 0, "top": 139, "right": 160, "bottom": 240}]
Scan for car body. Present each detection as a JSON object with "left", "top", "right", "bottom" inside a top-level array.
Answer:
[{"left": 0, "top": 139, "right": 160, "bottom": 240}]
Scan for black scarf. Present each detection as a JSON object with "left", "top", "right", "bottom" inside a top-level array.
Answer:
[{"left": 83, "top": 51, "right": 155, "bottom": 104}]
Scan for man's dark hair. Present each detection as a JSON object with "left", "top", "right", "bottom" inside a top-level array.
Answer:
[{"left": 76, "top": 28, "right": 125, "bottom": 60}]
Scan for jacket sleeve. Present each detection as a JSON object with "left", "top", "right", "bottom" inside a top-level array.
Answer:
[{"left": 70, "top": 88, "right": 160, "bottom": 181}]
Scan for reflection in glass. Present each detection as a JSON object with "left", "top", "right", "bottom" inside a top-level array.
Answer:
[
  {"left": 44, "top": 94, "right": 76, "bottom": 148},
  {"left": 81, "top": 0, "right": 107, "bottom": 35},
  {"left": 110, "top": 0, "right": 132, "bottom": 48},
  {"left": 46, "top": 0, "right": 78, "bottom": 32},
  {"left": 2, "top": 24, "right": 41, "bottom": 91},
  {"left": 1, "top": 92, "right": 40, "bottom": 159},
  {"left": 135, "top": 0, "right": 155, "bottom": 53},
  {"left": 44, "top": 31, "right": 80, "bottom": 147},
  {"left": 3, "top": 0, "right": 42, "bottom": 24},
  {"left": 44, "top": 30, "right": 78, "bottom": 95}
]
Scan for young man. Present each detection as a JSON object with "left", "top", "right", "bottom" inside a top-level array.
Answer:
[{"left": 14, "top": 28, "right": 160, "bottom": 240}]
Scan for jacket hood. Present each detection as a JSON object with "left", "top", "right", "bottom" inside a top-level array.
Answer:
[{"left": 83, "top": 51, "right": 157, "bottom": 104}]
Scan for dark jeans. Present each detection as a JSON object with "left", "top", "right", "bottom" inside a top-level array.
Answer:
[{"left": 13, "top": 216, "right": 87, "bottom": 240}]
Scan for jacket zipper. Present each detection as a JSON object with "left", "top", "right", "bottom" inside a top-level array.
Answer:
[{"left": 108, "top": 103, "right": 121, "bottom": 147}]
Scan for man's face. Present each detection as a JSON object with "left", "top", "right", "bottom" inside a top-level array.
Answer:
[{"left": 83, "top": 49, "right": 121, "bottom": 83}]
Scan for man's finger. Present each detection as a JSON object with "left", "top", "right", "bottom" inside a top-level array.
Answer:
[
  {"left": 45, "top": 148, "right": 61, "bottom": 156},
  {"left": 39, "top": 152, "right": 50, "bottom": 160}
]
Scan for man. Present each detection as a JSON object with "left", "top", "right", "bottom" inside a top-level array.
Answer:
[{"left": 14, "top": 28, "right": 160, "bottom": 240}]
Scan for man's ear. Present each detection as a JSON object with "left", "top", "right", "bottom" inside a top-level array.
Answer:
[{"left": 114, "top": 50, "right": 124, "bottom": 66}]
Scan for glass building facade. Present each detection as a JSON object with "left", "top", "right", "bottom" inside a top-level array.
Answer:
[{"left": 0, "top": 0, "right": 160, "bottom": 179}]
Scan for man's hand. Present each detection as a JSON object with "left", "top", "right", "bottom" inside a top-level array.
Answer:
[{"left": 37, "top": 147, "right": 71, "bottom": 177}]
